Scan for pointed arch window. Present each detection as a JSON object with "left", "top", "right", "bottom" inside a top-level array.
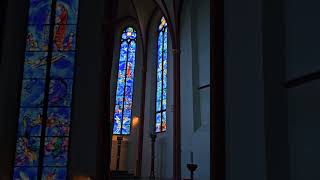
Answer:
[
  {"left": 113, "top": 27, "right": 137, "bottom": 135},
  {"left": 13, "top": 0, "right": 79, "bottom": 179},
  {"left": 155, "top": 17, "right": 168, "bottom": 133}
]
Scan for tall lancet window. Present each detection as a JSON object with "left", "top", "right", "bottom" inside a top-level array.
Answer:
[
  {"left": 155, "top": 17, "right": 168, "bottom": 133},
  {"left": 13, "top": 0, "right": 78, "bottom": 179},
  {"left": 113, "top": 27, "right": 137, "bottom": 135}
]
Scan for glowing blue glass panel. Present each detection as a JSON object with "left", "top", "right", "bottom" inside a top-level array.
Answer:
[
  {"left": 113, "top": 27, "right": 137, "bottom": 135},
  {"left": 26, "top": 25, "right": 50, "bottom": 51},
  {"left": 17, "top": 108, "right": 43, "bottom": 136},
  {"left": 24, "top": 52, "right": 48, "bottom": 78},
  {"left": 56, "top": 0, "right": 79, "bottom": 24},
  {"left": 46, "top": 108, "right": 71, "bottom": 136},
  {"left": 20, "top": 79, "right": 46, "bottom": 107},
  {"left": 50, "top": 52, "right": 75, "bottom": 78},
  {"left": 155, "top": 17, "right": 168, "bottom": 132},
  {"left": 28, "top": 0, "right": 52, "bottom": 24},
  {"left": 13, "top": 167, "right": 38, "bottom": 180},
  {"left": 14, "top": 0, "right": 79, "bottom": 177},
  {"left": 42, "top": 167, "right": 67, "bottom": 179}
]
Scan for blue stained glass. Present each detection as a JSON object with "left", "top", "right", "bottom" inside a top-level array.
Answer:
[
  {"left": 121, "top": 27, "right": 137, "bottom": 40},
  {"left": 163, "top": 58, "right": 167, "bottom": 70},
  {"left": 113, "top": 116, "right": 121, "bottom": 135},
  {"left": 158, "top": 31, "right": 163, "bottom": 64},
  {"left": 115, "top": 96, "right": 124, "bottom": 106},
  {"left": 42, "top": 167, "right": 67, "bottom": 179},
  {"left": 155, "top": 17, "right": 168, "bottom": 133},
  {"left": 121, "top": 116, "right": 131, "bottom": 135},
  {"left": 163, "top": 75, "right": 167, "bottom": 89},
  {"left": 163, "top": 28, "right": 168, "bottom": 61},
  {"left": 156, "top": 88, "right": 162, "bottom": 101},
  {"left": 50, "top": 52, "right": 75, "bottom": 78},
  {"left": 56, "top": 0, "right": 79, "bottom": 24},
  {"left": 26, "top": 25, "right": 50, "bottom": 51},
  {"left": 126, "top": 78, "right": 134, "bottom": 88},
  {"left": 14, "top": 137, "right": 40, "bottom": 166},
  {"left": 15, "top": 0, "right": 79, "bottom": 176},
  {"left": 157, "top": 81, "right": 162, "bottom": 92},
  {"left": 46, "top": 108, "right": 71, "bottom": 136},
  {"left": 43, "top": 137, "right": 69, "bottom": 166},
  {"left": 23, "top": 52, "right": 47, "bottom": 78},
  {"left": 125, "top": 85, "right": 133, "bottom": 96},
  {"left": 163, "top": 68, "right": 167, "bottom": 77},
  {"left": 28, "top": 0, "right": 52, "bottom": 24},
  {"left": 157, "top": 71, "right": 162, "bottom": 81},
  {"left": 21, "top": 79, "right": 45, "bottom": 107},
  {"left": 126, "top": 62, "right": 135, "bottom": 78},
  {"left": 48, "top": 79, "right": 73, "bottom": 106},
  {"left": 162, "top": 99, "right": 167, "bottom": 110},
  {"left": 162, "top": 89, "right": 167, "bottom": 100},
  {"left": 162, "top": 111, "right": 167, "bottom": 131},
  {"left": 128, "top": 41, "right": 137, "bottom": 63},
  {"left": 53, "top": 25, "right": 77, "bottom": 51},
  {"left": 156, "top": 101, "right": 161, "bottom": 112},
  {"left": 17, "top": 108, "right": 42, "bottom": 136},
  {"left": 158, "top": 16, "right": 168, "bottom": 30},
  {"left": 118, "top": 61, "right": 126, "bottom": 74},
  {"left": 155, "top": 113, "right": 161, "bottom": 132},
  {"left": 113, "top": 27, "right": 137, "bottom": 135},
  {"left": 124, "top": 101, "right": 132, "bottom": 111},
  {"left": 119, "top": 42, "right": 128, "bottom": 62},
  {"left": 13, "top": 167, "right": 38, "bottom": 180}
]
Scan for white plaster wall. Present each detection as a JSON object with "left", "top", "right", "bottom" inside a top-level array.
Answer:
[{"left": 180, "top": 0, "right": 211, "bottom": 179}]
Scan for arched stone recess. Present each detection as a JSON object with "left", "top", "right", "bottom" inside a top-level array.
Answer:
[
  {"left": 141, "top": 10, "right": 174, "bottom": 179},
  {"left": 109, "top": 18, "right": 144, "bottom": 176}
]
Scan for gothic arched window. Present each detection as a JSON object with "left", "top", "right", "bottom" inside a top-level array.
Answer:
[
  {"left": 13, "top": 0, "right": 79, "bottom": 179},
  {"left": 155, "top": 17, "right": 168, "bottom": 133},
  {"left": 113, "top": 27, "right": 137, "bottom": 135}
]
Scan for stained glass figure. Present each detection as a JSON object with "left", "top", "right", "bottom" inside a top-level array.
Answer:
[
  {"left": 28, "top": 0, "right": 52, "bottom": 24},
  {"left": 24, "top": 52, "right": 48, "bottom": 78},
  {"left": 14, "top": 0, "right": 78, "bottom": 178},
  {"left": 42, "top": 167, "right": 67, "bottom": 179},
  {"left": 53, "top": 25, "right": 77, "bottom": 51},
  {"left": 48, "top": 78, "right": 73, "bottom": 106},
  {"left": 46, "top": 108, "right": 71, "bottom": 136},
  {"left": 20, "top": 79, "right": 46, "bottom": 107},
  {"left": 26, "top": 25, "right": 50, "bottom": 51},
  {"left": 13, "top": 167, "right": 38, "bottom": 180},
  {"left": 14, "top": 137, "right": 40, "bottom": 166},
  {"left": 17, "top": 108, "right": 43, "bottom": 136},
  {"left": 155, "top": 17, "right": 168, "bottom": 133},
  {"left": 50, "top": 52, "right": 75, "bottom": 78},
  {"left": 113, "top": 27, "right": 137, "bottom": 135},
  {"left": 43, "top": 137, "right": 69, "bottom": 166}
]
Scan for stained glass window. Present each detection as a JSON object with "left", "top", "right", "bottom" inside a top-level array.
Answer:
[
  {"left": 13, "top": 0, "right": 78, "bottom": 179},
  {"left": 155, "top": 17, "right": 168, "bottom": 133},
  {"left": 113, "top": 27, "right": 137, "bottom": 135}
]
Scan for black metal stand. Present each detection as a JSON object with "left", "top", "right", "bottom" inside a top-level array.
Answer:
[
  {"left": 187, "top": 164, "right": 198, "bottom": 180},
  {"left": 116, "top": 136, "right": 123, "bottom": 171},
  {"left": 149, "top": 133, "right": 157, "bottom": 179}
]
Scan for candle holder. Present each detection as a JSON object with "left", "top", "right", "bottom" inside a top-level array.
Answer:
[
  {"left": 149, "top": 133, "right": 157, "bottom": 179},
  {"left": 116, "top": 136, "right": 123, "bottom": 171},
  {"left": 187, "top": 163, "right": 198, "bottom": 180}
]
